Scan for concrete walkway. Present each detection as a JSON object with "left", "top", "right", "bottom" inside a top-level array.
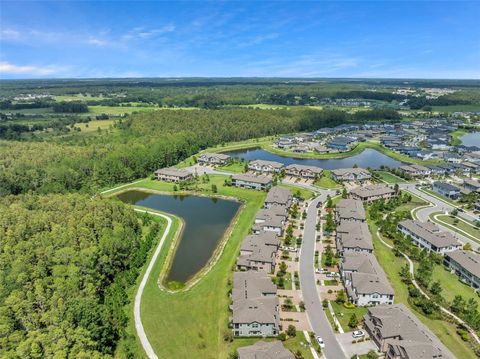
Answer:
[{"left": 133, "top": 209, "right": 173, "bottom": 359}]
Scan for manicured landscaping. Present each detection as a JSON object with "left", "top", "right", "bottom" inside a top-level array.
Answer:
[
  {"left": 279, "top": 183, "right": 315, "bottom": 200},
  {"left": 315, "top": 170, "right": 342, "bottom": 189},
  {"left": 218, "top": 160, "right": 246, "bottom": 173},
  {"left": 374, "top": 170, "right": 406, "bottom": 184},
  {"left": 106, "top": 175, "right": 267, "bottom": 358},
  {"left": 396, "top": 192, "right": 428, "bottom": 212},
  {"left": 420, "top": 187, "right": 458, "bottom": 206},
  {"left": 330, "top": 302, "right": 368, "bottom": 332}
]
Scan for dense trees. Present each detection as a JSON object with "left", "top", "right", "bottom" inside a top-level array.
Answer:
[
  {"left": 52, "top": 101, "right": 89, "bottom": 113},
  {"left": 0, "top": 193, "right": 162, "bottom": 358}
]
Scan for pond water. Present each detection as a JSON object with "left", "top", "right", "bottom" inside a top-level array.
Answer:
[
  {"left": 460, "top": 132, "right": 480, "bottom": 147},
  {"left": 117, "top": 190, "right": 241, "bottom": 283},
  {"left": 223, "top": 147, "right": 403, "bottom": 169}
]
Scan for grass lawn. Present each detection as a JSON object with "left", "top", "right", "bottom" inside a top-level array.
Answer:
[
  {"left": 330, "top": 302, "right": 368, "bottom": 332},
  {"left": 315, "top": 171, "right": 342, "bottom": 189},
  {"left": 396, "top": 192, "right": 428, "bottom": 213},
  {"left": 88, "top": 105, "right": 161, "bottom": 115},
  {"left": 431, "top": 213, "right": 480, "bottom": 244},
  {"left": 450, "top": 129, "right": 468, "bottom": 146},
  {"left": 368, "top": 219, "right": 477, "bottom": 359},
  {"left": 217, "top": 161, "right": 246, "bottom": 173},
  {"left": 324, "top": 280, "right": 339, "bottom": 286},
  {"left": 374, "top": 170, "right": 406, "bottom": 184},
  {"left": 279, "top": 183, "right": 315, "bottom": 200},
  {"left": 106, "top": 174, "right": 267, "bottom": 359}
]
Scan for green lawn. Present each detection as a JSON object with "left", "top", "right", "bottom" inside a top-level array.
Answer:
[
  {"left": 217, "top": 161, "right": 246, "bottom": 173},
  {"left": 315, "top": 171, "right": 342, "bottom": 189},
  {"left": 330, "top": 302, "right": 368, "bottom": 332},
  {"left": 106, "top": 175, "right": 267, "bottom": 358},
  {"left": 450, "top": 129, "right": 468, "bottom": 146},
  {"left": 73, "top": 119, "right": 115, "bottom": 133},
  {"left": 88, "top": 105, "right": 161, "bottom": 115},
  {"left": 431, "top": 213, "right": 480, "bottom": 244},
  {"left": 374, "top": 170, "right": 406, "bottom": 184},
  {"left": 396, "top": 192, "right": 428, "bottom": 213},
  {"left": 279, "top": 183, "right": 315, "bottom": 200},
  {"left": 368, "top": 218, "right": 477, "bottom": 359}
]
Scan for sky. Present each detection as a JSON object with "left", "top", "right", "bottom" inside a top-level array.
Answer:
[{"left": 1, "top": 1, "right": 479, "bottom": 79}]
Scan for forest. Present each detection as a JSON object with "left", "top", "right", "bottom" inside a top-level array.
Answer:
[{"left": 0, "top": 193, "right": 162, "bottom": 358}]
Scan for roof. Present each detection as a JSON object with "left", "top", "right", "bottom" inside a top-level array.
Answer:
[
  {"left": 347, "top": 271, "right": 394, "bottom": 296},
  {"left": 445, "top": 250, "right": 480, "bottom": 279},
  {"left": 232, "top": 271, "right": 277, "bottom": 302},
  {"left": 238, "top": 341, "right": 294, "bottom": 359},
  {"left": 285, "top": 163, "right": 323, "bottom": 174},
  {"left": 464, "top": 178, "right": 480, "bottom": 190},
  {"left": 337, "top": 222, "right": 373, "bottom": 251},
  {"left": 255, "top": 207, "right": 287, "bottom": 222},
  {"left": 350, "top": 184, "right": 395, "bottom": 199},
  {"left": 433, "top": 181, "right": 460, "bottom": 192},
  {"left": 199, "top": 152, "right": 231, "bottom": 160},
  {"left": 364, "top": 304, "right": 455, "bottom": 359},
  {"left": 265, "top": 186, "right": 292, "bottom": 207},
  {"left": 398, "top": 220, "right": 459, "bottom": 249},
  {"left": 240, "top": 232, "right": 280, "bottom": 253},
  {"left": 342, "top": 252, "right": 382, "bottom": 274},
  {"left": 249, "top": 159, "right": 284, "bottom": 169},
  {"left": 336, "top": 199, "right": 366, "bottom": 221},
  {"left": 154, "top": 167, "right": 192, "bottom": 178},
  {"left": 331, "top": 167, "right": 370, "bottom": 177},
  {"left": 232, "top": 296, "right": 279, "bottom": 325},
  {"left": 232, "top": 173, "right": 272, "bottom": 185}
]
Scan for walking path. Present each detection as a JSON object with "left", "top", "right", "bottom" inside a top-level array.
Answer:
[
  {"left": 133, "top": 208, "right": 173, "bottom": 359},
  {"left": 375, "top": 220, "right": 480, "bottom": 345}
]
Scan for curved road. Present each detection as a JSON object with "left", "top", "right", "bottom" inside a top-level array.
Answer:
[
  {"left": 399, "top": 184, "right": 479, "bottom": 248},
  {"left": 133, "top": 209, "right": 173, "bottom": 359},
  {"left": 299, "top": 190, "right": 346, "bottom": 359}
]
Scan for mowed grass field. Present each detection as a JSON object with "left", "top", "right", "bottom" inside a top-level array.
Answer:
[{"left": 73, "top": 119, "right": 116, "bottom": 132}]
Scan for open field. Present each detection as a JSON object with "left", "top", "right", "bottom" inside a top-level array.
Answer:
[
  {"left": 73, "top": 119, "right": 116, "bottom": 133},
  {"left": 368, "top": 219, "right": 477, "bottom": 359},
  {"left": 433, "top": 105, "right": 480, "bottom": 113},
  {"left": 54, "top": 94, "right": 110, "bottom": 101}
]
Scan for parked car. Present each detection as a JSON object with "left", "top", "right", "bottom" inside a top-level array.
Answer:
[
  {"left": 315, "top": 336, "right": 325, "bottom": 348},
  {"left": 316, "top": 268, "right": 327, "bottom": 274},
  {"left": 352, "top": 330, "right": 365, "bottom": 338},
  {"left": 326, "top": 272, "right": 339, "bottom": 277}
]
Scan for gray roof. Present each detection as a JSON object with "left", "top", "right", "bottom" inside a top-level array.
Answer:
[
  {"left": 463, "top": 178, "right": 480, "bottom": 190},
  {"left": 433, "top": 181, "right": 460, "bottom": 192},
  {"left": 347, "top": 271, "right": 394, "bottom": 296},
  {"left": 331, "top": 167, "right": 371, "bottom": 177},
  {"left": 198, "top": 152, "right": 231, "bottom": 160},
  {"left": 265, "top": 186, "right": 292, "bottom": 207},
  {"left": 249, "top": 159, "right": 284, "bottom": 169},
  {"left": 240, "top": 232, "right": 280, "bottom": 253},
  {"left": 398, "top": 220, "right": 459, "bottom": 249},
  {"left": 238, "top": 341, "right": 294, "bottom": 359},
  {"left": 232, "top": 173, "right": 273, "bottom": 185},
  {"left": 336, "top": 199, "right": 366, "bottom": 221},
  {"left": 350, "top": 184, "right": 395, "bottom": 199},
  {"left": 342, "top": 252, "right": 382, "bottom": 274},
  {"left": 445, "top": 250, "right": 480, "bottom": 279},
  {"left": 364, "top": 304, "right": 455, "bottom": 359},
  {"left": 232, "top": 271, "right": 277, "bottom": 302},
  {"left": 336, "top": 221, "right": 373, "bottom": 251},
  {"left": 285, "top": 163, "right": 323, "bottom": 174},
  {"left": 154, "top": 167, "right": 192, "bottom": 178}
]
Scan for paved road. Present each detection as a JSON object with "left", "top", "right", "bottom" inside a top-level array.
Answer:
[
  {"left": 299, "top": 190, "right": 346, "bottom": 359},
  {"left": 133, "top": 209, "right": 173, "bottom": 359},
  {"left": 399, "top": 184, "right": 479, "bottom": 248}
]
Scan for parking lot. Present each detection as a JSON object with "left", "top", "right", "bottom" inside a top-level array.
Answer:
[{"left": 335, "top": 331, "right": 378, "bottom": 358}]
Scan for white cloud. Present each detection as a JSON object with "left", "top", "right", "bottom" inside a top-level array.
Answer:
[
  {"left": 0, "top": 61, "right": 65, "bottom": 76},
  {"left": 122, "top": 24, "right": 176, "bottom": 41},
  {"left": 87, "top": 37, "right": 109, "bottom": 47},
  {"left": 0, "top": 28, "right": 22, "bottom": 40}
]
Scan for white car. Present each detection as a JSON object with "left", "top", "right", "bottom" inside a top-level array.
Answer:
[
  {"left": 315, "top": 268, "right": 327, "bottom": 274},
  {"left": 315, "top": 336, "right": 325, "bottom": 348},
  {"left": 352, "top": 330, "right": 365, "bottom": 338}
]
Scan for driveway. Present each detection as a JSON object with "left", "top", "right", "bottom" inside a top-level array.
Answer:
[
  {"left": 335, "top": 332, "right": 378, "bottom": 358},
  {"left": 299, "top": 190, "right": 347, "bottom": 359}
]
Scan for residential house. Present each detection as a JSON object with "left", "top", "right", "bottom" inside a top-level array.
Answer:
[
  {"left": 231, "top": 271, "right": 279, "bottom": 337},
  {"left": 397, "top": 220, "right": 461, "bottom": 255},
  {"left": 252, "top": 208, "right": 287, "bottom": 236},
  {"left": 350, "top": 184, "right": 396, "bottom": 203},
  {"left": 238, "top": 341, "right": 294, "bottom": 359},
  {"left": 232, "top": 174, "right": 273, "bottom": 191},
  {"left": 399, "top": 164, "right": 431, "bottom": 177},
  {"left": 154, "top": 167, "right": 193, "bottom": 183},
  {"left": 240, "top": 232, "right": 280, "bottom": 257},
  {"left": 331, "top": 168, "right": 372, "bottom": 182},
  {"left": 364, "top": 304, "right": 455, "bottom": 359},
  {"left": 237, "top": 239, "right": 277, "bottom": 273},
  {"left": 432, "top": 181, "right": 461, "bottom": 199},
  {"left": 197, "top": 152, "right": 231, "bottom": 166},
  {"left": 444, "top": 250, "right": 480, "bottom": 289},
  {"left": 284, "top": 164, "right": 323, "bottom": 179},
  {"left": 443, "top": 152, "right": 462, "bottom": 163},
  {"left": 248, "top": 160, "right": 284, "bottom": 174},
  {"left": 326, "top": 136, "right": 355, "bottom": 151},
  {"left": 463, "top": 178, "right": 480, "bottom": 193},
  {"left": 264, "top": 186, "right": 293, "bottom": 209},
  {"left": 336, "top": 221, "right": 373, "bottom": 255},
  {"left": 335, "top": 199, "right": 366, "bottom": 223}
]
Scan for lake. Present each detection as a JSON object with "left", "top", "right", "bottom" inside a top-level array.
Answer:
[
  {"left": 223, "top": 147, "right": 403, "bottom": 169},
  {"left": 460, "top": 132, "right": 480, "bottom": 147},
  {"left": 117, "top": 190, "right": 241, "bottom": 283}
]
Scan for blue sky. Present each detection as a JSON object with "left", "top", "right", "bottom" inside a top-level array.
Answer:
[{"left": 1, "top": 1, "right": 479, "bottom": 79}]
